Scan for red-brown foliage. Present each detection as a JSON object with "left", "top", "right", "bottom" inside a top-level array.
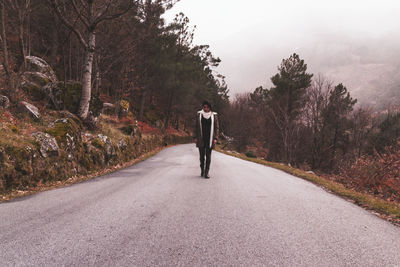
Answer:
[{"left": 339, "top": 141, "right": 400, "bottom": 203}]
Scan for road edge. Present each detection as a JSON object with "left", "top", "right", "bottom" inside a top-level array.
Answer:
[
  {"left": 0, "top": 144, "right": 178, "bottom": 203},
  {"left": 216, "top": 147, "right": 400, "bottom": 226}
]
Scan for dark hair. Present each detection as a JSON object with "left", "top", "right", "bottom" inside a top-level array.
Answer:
[{"left": 202, "top": 100, "right": 212, "bottom": 109}]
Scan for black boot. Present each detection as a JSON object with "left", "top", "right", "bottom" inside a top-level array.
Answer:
[
  {"left": 204, "top": 169, "right": 210, "bottom": 179},
  {"left": 201, "top": 168, "right": 204, "bottom": 177}
]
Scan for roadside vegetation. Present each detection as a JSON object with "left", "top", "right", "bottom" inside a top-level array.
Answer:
[{"left": 219, "top": 53, "right": 400, "bottom": 224}]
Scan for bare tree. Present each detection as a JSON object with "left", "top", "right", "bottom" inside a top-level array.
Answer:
[
  {"left": 303, "top": 74, "right": 333, "bottom": 168},
  {"left": 47, "top": 0, "right": 135, "bottom": 119},
  {"left": 4, "top": 0, "right": 31, "bottom": 70},
  {"left": 350, "top": 107, "right": 373, "bottom": 158}
]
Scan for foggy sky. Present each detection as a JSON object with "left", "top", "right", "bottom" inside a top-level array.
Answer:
[{"left": 164, "top": 0, "right": 400, "bottom": 100}]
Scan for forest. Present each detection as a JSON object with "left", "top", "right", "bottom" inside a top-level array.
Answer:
[{"left": 0, "top": 0, "right": 229, "bottom": 129}]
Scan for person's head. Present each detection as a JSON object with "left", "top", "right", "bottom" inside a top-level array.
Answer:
[{"left": 202, "top": 101, "right": 211, "bottom": 112}]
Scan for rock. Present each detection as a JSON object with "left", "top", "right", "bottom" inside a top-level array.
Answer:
[
  {"left": 97, "top": 134, "right": 109, "bottom": 143},
  {"left": 31, "top": 132, "right": 60, "bottom": 158},
  {"left": 46, "top": 117, "right": 82, "bottom": 151},
  {"left": 23, "top": 72, "right": 52, "bottom": 87},
  {"left": 19, "top": 101, "right": 41, "bottom": 120},
  {"left": 25, "top": 56, "right": 57, "bottom": 83},
  {"left": 21, "top": 56, "right": 58, "bottom": 101},
  {"left": 20, "top": 80, "right": 43, "bottom": 100},
  {"left": 96, "top": 134, "right": 115, "bottom": 159},
  {"left": 102, "top": 103, "right": 115, "bottom": 115},
  {"left": 0, "top": 95, "right": 10, "bottom": 109},
  {"left": 41, "top": 82, "right": 64, "bottom": 110}
]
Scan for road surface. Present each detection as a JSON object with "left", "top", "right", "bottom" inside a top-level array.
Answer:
[{"left": 1, "top": 144, "right": 400, "bottom": 266}]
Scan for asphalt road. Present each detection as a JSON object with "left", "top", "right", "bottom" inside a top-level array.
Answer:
[{"left": 1, "top": 144, "right": 400, "bottom": 266}]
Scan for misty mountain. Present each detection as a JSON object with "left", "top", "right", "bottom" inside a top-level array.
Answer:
[{"left": 304, "top": 34, "right": 400, "bottom": 110}]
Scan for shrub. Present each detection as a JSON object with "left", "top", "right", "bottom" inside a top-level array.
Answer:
[
  {"left": 341, "top": 141, "right": 400, "bottom": 202},
  {"left": 245, "top": 150, "right": 257, "bottom": 158}
]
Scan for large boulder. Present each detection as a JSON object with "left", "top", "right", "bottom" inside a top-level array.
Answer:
[
  {"left": 21, "top": 56, "right": 58, "bottom": 100},
  {"left": 18, "top": 101, "right": 41, "bottom": 120},
  {"left": 0, "top": 95, "right": 10, "bottom": 109},
  {"left": 25, "top": 56, "right": 57, "bottom": 82},
  {"left": 31, "top": 132, "right": 60, "bottom": 158}
]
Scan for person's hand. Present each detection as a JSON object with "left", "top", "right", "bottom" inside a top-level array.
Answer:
[
  {"left": 213, "top": 139, "right": 217, "bottom": 145},
  {"left": 194, "top": 138, "right": 197, "bottom": 143}
]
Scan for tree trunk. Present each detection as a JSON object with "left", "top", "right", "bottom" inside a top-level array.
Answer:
[
  {"left": 163, "top": 92, "right": 174, "bottom": 131},
  {"left": 78, "top": 31, "right": 95, "bottom": 120},
  {"left": 69, "top": 38, "right": 72, "bottom": 80},
  {"left": 0, "top": 0, "right": 13, "bottom": 95},
  {"left": 139, "top": 89, "right": 147, "bottom": 121},
  {"left": 16, "top": 10, "right": 26, "bottom": 71},
  {"left": 330, "top": 126, "right": 338, "bottom": 170},
  {"left": 50, "top": 18, "right": 58, "bottom": 67}
]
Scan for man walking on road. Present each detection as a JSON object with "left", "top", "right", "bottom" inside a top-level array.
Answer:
[{"left": 194, "top": 101, "right": 219, "bottom": 178}]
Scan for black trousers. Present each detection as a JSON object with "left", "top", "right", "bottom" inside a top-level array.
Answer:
[{"left": 199, "top": 146, "right": 212, "bottom": 171}]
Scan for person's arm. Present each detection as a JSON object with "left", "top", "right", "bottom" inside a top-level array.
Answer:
[
  {"left": 194, "top": 113, "right": 199, "bottom": 143},
  {"left": 214, "top": 114, "right": 220, "bottom": 144}
]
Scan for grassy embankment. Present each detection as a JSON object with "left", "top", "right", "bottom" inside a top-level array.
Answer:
[{"left": 0, "top": 110, "right": 191, "bottom": 203}]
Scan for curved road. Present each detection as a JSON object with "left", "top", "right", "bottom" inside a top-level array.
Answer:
[{"left": 1, "top": 144, "right": 400, "bottom": 266}]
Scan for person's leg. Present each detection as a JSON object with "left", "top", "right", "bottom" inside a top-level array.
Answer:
[
  {"left": 204, "top": 147, "right": 212, "bottom": 178},
  {"left": 199, "top": 147, "right": 205, "bottom": 176}
]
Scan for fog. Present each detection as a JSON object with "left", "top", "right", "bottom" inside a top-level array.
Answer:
[{"left": 164, "top": 0, "right": 400, "bottom": 106}]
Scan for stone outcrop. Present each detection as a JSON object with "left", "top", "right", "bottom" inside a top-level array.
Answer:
[
  {"left": 21, "top": 56, "right": 57, "bottom": 101},
  {"left": 19, "top": 101, "right": 41, "bottom": 120},
  {"left": 25, "top": 56, "right": 57, "bottom": 82},
  {"left": 31, "top": 132, "right": 60, "bottom": 158}
]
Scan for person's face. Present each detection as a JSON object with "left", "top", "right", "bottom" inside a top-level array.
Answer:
[{"left": 203, "top": 105, "right": 210, "bottom": 112}]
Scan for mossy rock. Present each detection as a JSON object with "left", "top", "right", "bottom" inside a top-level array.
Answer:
[
  {"left": 45, "top": 117, "right": 82, "bottom": 148},
  {"left": 21, "top": 81, "right": 44, "bottom": 101},
  {"left": 23, "top": 72, "right": 51, "bottom": 87},
  {"left": 61, "top": 81, "right": 83, "bottom": 114}
]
